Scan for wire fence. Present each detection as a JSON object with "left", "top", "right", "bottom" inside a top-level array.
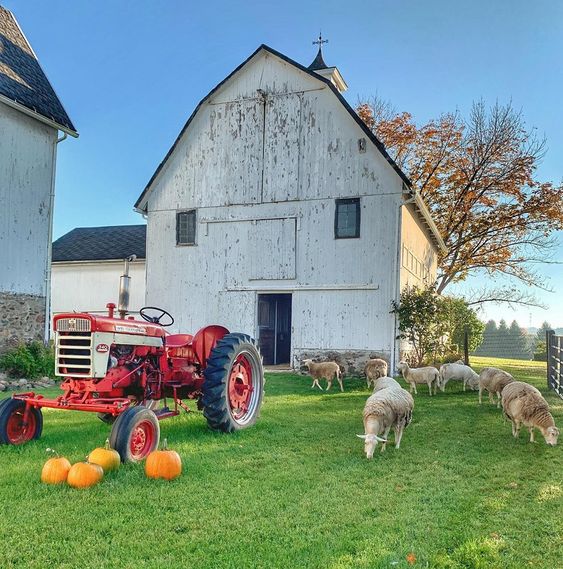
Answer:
[{"left": 547, "top": 330, "right": 563, "bottom": 399}]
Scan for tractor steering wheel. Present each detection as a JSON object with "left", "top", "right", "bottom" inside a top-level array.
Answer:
[{"left": 139, "top": 306, "right": 175, "bottom": 327}]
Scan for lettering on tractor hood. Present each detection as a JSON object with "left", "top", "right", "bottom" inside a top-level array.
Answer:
[{"left": 115, "top": 325, "right": 147, "bottom": 334}]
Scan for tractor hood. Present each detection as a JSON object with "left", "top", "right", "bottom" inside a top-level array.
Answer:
[{"left": 53, "top": 313, "right": 166, "bottom": 338}]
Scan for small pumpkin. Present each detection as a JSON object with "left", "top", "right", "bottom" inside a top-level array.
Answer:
[
  {"left": 145, "top": 439, "right": 182, "bottom": 480},
  {"left": 41, "top": 449, "right": 71, "bottom": 484},
  {"left": 67, "top": 461, "right": 104, "bottom": 489},
  {"left": 88, "top": 439, "right": 120, "bottom": 472}
]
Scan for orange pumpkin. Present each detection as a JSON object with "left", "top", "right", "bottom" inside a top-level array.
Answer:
[
  {"left": 145, "top": 439, "right": 182, "bottom": 480},
  {"left": 88, "top": 439, "right": 121, "bottom": 473},
  {"left": 67, "top": 462, "right": 104, "bottom": 489},
  {"left": 41, "top": 449, "right": 71, "bottom": 484}
]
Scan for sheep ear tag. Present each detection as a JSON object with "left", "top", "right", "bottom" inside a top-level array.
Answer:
[{"left": 356, "top": 434, "right": 367, "bottom": 439}]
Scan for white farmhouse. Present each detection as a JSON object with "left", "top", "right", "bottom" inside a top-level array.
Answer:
[
  {"left": 135, "top": 44, "right": 445, "bottom": 371},
  {"left": 51, "top": 225, "right": 146, "bottom": 322},
  {"left": 0, "top": 6, "right": 77, "bottom": 351}
]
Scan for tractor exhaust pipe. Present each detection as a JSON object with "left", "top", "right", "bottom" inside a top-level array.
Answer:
[{"left": 118, "top": 255, "right": 137, "bottom": 319}]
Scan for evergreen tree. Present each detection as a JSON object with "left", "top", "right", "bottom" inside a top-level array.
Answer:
[
  {"left": 474, "top": 320, "right": 498, "bottom": 356},
  {"left": 508, "top": 320, "right": 532, "bottom": 360}
]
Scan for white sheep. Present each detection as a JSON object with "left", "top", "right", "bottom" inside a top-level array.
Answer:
[
  {"left": 397, "top": 361, "right": 439, "bottom": 396},
  {"left": 439, "top": 363, "right": 479, "bottom": 392},
  {"left": 364, "top": 358, "right": 388, "bottom": 388},
  {"left": 501, "top": 381, "right": 559, "bottom": 446},
  {"left": 357, "top": 386, "right": 414, "bottom": 458},
  {"left": 478, "top": 367, "right": 514, "bottom": 407},
  {"left": 372, "top": 376, "right": 402, "bottom": 394},
  {"left": 302, "top": 359, "right": 343, "bottom": 392}
]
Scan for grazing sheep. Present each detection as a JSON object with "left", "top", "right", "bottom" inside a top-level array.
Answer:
[
  {"left": 397, "top": 361, "right": 439, "bottom": 396},
  {"left": 439, "top": 363, "right": 479, "bottom": 392},
  {"left": 501, "top": 381, "right": 559, "bottom": 446},
  {"left": 372, "top": 376, "right": 402, "bottom": 394},
  {"left": 357, "top": 386, "right": 414, "bottom": 458},
  {"left": 478, "top": 367, "right": 514, "bottom": 407},
  {"left": 302, "top": 359, "right": 343, "bottom": 392},
  {"left": 364, "top": 358, "right": 388, "bottom": 388}
]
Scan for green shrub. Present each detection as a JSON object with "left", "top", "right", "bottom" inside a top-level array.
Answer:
[{"left": 0, "top": 341, "right": 55, "bottom": 379}]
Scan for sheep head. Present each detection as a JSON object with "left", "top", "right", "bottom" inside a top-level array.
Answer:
[
  {"left": 356, "top": 434, "right": 387, "bottom": 459},
  {"left": 397, "top": 361, "right": 408, "bottom": 375},
  {"left": 542, "top": 426, "right": 559, "bottom": 446}
]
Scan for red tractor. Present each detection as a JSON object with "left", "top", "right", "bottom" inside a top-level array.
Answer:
[{"left": 0, "top": 257, "right": 264, "bottom": 461}]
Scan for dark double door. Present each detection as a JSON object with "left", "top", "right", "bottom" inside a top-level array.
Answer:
[{"left": 257, "top": 294, "right": 292, "bottom": 365}]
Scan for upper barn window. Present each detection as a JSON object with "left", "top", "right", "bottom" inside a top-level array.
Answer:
[
  {"left": 335, "top": 198, "right": 361, "bottom": 239},
  {"left": 176, "top": 210, "right": 197, "bottom": 245}
]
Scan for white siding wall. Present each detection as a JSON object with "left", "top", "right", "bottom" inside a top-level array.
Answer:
[
  {"left": 144, "top": 52, "right": 411, "bottom": 365},
  {"left": 51, "top": 261, "right": 146, "bottom": 317},
  {"left": 0, "top": 102, "right": 57, "bottom": 295}
]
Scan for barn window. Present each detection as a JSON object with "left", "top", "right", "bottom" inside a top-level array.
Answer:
[
  {"left": 335, "top": 198, "right": 361, "bottom": 239},
  {"left": 176, "top": 210, "right": 196, "bottom": 245}
]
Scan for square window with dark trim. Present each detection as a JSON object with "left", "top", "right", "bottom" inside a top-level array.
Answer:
[
  {"left": 176, "top": 210, "right": 196, "bottom": 245},
  {"left": 335, "top": 198, "right": 361, "bottom": 239}
]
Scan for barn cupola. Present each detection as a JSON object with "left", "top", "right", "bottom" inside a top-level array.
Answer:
[{"left": 308, "top": 34, "right": 348, "bottom": 93}]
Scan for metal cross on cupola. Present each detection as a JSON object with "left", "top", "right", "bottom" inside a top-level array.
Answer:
[
  {"left": 307, "top": 33, "right": 348, "bottom": 93},
  {"left": 309, "top": 33, "right": 329, "bottom": 71}
]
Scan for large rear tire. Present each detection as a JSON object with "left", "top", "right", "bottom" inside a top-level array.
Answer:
[
  {"left": 201, "top": 333, "right": 264, "bottom": 433},
  {"left": 109, "top": 406, "right": 160, "bottom": 462},
  {"left": 0, "top": 399, "right": 43, "bottom": 445}
]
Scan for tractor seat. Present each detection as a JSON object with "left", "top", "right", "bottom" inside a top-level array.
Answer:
[{"left": 165, "top": 334, "right": 194, "bottom": 348}]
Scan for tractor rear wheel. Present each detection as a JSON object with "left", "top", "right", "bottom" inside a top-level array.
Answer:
[
  {"left": 109, "top": 406, "right": 160, "bottom": 462},
  {"left": 0, "top": 399, "right": 43, "bottom": 445},
  {"left": 201, "top": 333, "right": 264, "bottom": 433}
]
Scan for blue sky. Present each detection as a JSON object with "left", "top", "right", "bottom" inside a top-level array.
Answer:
[{"left": 4, "top": 0, "right": 562, "bottom": 327}]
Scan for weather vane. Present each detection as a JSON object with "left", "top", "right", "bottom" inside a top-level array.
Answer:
[{"left": 313, "top": 32, "right": 328, "bottom": 47}]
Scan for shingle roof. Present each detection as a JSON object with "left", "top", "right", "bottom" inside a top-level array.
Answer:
[
  {"left": 52, "top": 225, "right": 146, "bottom": 262},
  {"left": 0, "top": 6, "right": 76, "bottom": 134}
]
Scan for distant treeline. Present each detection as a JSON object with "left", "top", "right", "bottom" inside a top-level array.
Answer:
[{"left": 473, "top": 320, "right": 555, "bottom": 361}]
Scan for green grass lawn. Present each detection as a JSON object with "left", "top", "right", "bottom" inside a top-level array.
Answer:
[{"left": 0, "top": 357, "right": 561, "bottom": 568}]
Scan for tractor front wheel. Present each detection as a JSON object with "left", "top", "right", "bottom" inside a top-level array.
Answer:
[
  {"left": 109, "top": 406, "right": 160, "bottom": 462},
  {"left": 201, "top": 333, "right": 264, "bottom": 432},
  {"left": 0, "top": 399, "right": 43, "bottom": 445}
]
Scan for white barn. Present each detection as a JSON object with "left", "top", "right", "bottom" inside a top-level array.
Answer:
[
  {"left": 135, "top": 44, "right": 445, "bottom": 372},
  {"left": 51, "top": 225, "right": 146, "bottom": 324},
  {"left": 0, "top": 6, "right": 77, "bottom": 352}
]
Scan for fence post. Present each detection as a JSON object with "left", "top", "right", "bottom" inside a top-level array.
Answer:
[
  {"left": 463, "top": 327, "right": 469, "bottom": 366},
  {"left": 546, "top": 329, "right": 554, "bottom": 390}
]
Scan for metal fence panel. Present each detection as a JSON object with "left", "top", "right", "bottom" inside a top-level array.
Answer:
[{"left": 547, "top": 330, "right": 563, "bottom": 399}]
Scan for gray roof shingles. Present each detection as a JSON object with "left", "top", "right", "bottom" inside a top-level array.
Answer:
[
  {"left": 52, "top": 225, "right": 146, "bottom": 262},
  {"left": 0, "top": 5, "right": 76, "bottom": 133}
]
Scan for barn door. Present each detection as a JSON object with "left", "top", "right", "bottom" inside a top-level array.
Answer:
[{"left": 257, "top": 294, "right": 292, "bottom": 365}]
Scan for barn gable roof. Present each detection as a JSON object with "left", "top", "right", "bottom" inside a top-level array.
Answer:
[
  {"left": 52, "top": 225, "right": 146, "bottom": 262},
  {"left": 135, "top": 44, "right": 445, "bottom": 253},
  {"left": 0, "top": 6, "right": 77, "bottom": 135}
]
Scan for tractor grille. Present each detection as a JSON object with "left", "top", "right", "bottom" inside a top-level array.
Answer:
[
  {"left": 56, "top": 331, "right": 93, "bottom": 377},
  {"left": 56, "top": 317, "right": 91, "bottom": 333}
]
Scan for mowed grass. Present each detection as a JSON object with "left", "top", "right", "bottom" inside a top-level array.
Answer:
[{"left": 0, "top": 357, "right": 562, "bottom": 568}]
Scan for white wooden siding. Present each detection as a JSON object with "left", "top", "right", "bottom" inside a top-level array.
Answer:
[
  {"left": 51, "top": 261, "right": 146, "bottom": 318},
  {"left": 250, "top": 218, "right": 296, "bottom": 279},
  {"left": 0, "top": 102, "right": 56, "bottom": 296}
]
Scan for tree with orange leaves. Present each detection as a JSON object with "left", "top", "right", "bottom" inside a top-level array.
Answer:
[{"left": 357, "top": 99, "right": 563, "bottom": 305}]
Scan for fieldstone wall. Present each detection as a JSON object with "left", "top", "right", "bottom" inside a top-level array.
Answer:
[
  {"left": 0, "top": 292, "right": 46, "bottom": 354},
  {"left": 293, "top": 349, "right": 392, "bottom": 376}
]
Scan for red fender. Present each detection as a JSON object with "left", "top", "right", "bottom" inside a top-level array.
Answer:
[{"left": 192, "top": 325, "right": 229, "bottom": 367}]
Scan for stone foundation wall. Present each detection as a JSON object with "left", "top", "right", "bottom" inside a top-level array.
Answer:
[
  {"left": 293, "top": 349, "right": 392, "bottom": 376},
  {"left": 0, "top": 292, "right": 46, "bottom": 353}
]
